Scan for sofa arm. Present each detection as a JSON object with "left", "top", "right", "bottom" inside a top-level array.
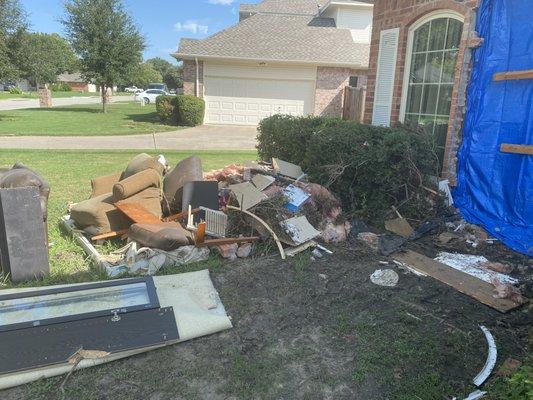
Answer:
[
  {"left": 113, "top": 169, "right": 161, "bottom": 202},
  {"left": 91, "top": 172, "right": 122, "bottom": 198}
]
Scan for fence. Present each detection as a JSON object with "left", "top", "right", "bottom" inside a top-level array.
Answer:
[{"left": 342, "top": 86, "right": 365, "bottom": 122}]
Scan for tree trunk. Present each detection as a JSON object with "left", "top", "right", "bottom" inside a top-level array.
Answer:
[{"left": 101, "top": 84, "right": 107, "bottom": 113}]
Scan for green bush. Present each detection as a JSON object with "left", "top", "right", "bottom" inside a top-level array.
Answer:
[
  {"left": 257, "top": 115, "right": 440, "bottom": 224},
  {"left": 8, "top": 87, "right": 22, "bottom": 94},
  {"left": 50, "top": 83, "right": 72, "bottom": 92},
  {"left": 156, "top": 95, "right": 178, "bottom": 124},
  {"left": 175, "top": 95, "right": 205, "bottom": 126}
]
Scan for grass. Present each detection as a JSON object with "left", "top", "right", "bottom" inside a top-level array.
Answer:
[
  {"left": 0, "top": 102, "right": 178, "bottom": 136},
  {"left": 0, "top": 149, "right": 257, "bottom": 289},
  {"left": 0, "top": 91, "right": 130, "bottom": 100}
]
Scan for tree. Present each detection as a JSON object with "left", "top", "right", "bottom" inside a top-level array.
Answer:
[
  {"left": 0, "top": 0, "right": 28, "bottom": 80},
  {"left": 125, "top": 62, "right": 162, "bottom": 88},
  {"left": 146, "top": 57, "right": 183, "bottom": 89},
  {"left": 62, "top": 0, "right": 145, "bottom": 112},
  {"left": 14, "top": 33, "right": 78, "bottom": 88}
]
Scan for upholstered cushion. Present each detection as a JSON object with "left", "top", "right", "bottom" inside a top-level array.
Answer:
[
  {"left": 91, "top": 171, "right": 122, "bottom": 198},
  {"left": 71, "top": 187, "right": 163, "bottom": 234},
  {"left": 128, "top": 222, "right": 193, "bottom": 250},
  {"left": 121, "top": 153, "right": 164, "bottom": 180},
  {"left": 163, "top": 156, "right": 203, "bottom": 213},
  {"left": 113, "top": 169, "right": 161, "bottom": 202}
]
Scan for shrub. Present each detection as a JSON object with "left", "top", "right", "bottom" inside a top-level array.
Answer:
[
  {"left": 156, "top": 95, "right": 178, "bottom": 124},
  {"left": 257, "top": 115, "right": 441, "bottom": 224},
  {"left": 50, "top": 83, "right": 72, "bottom": 92},
  {"left": 175, "top": 95, "right": 205, "bottom": 126},
  {"left": 8, "top": 87, "right": 22, "bottom": 94}
]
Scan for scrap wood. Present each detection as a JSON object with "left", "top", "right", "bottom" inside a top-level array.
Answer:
[
  {"left": 227, "top": 205, "right": 286, "bottom": 259},
  {"left": 285, "top": 241, "right": 317, "bottom": 257},
  {"left": 500, "top": 143, "right": 533, "bottom": 155},
  {"left": 91, "top": 229, "right": 128, "bottom": 242},
  {"left": 61, "top": 348, "right": 110, "bottom": 392},
  {"left": 196, "top": 236, "right": 259, "bottom": 248},
  {"left": 114, "top": 201, "right": 162, "bottom": 224},
  {"left": 164, "top": 208, "right": 200, "bottom": 222},
  {"left": 393, "top": 250, "right": 525, "bottom": 313},
  {"left": 473, "top": 326, "right": 497, "bottom": 387}
]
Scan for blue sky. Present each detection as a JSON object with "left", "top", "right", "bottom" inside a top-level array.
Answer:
[{"left": 20, "top": 0, "right": 260, "bottom": 63}]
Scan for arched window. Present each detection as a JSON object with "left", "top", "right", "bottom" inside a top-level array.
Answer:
[{"left": 400, "top": 12, "right": 464, "bottom": 167}]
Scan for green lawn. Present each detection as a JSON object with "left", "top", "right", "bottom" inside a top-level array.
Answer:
[
  {"left": 0, "top": 91, "right": 131, "bottom": 100},
  {"left": 0, "top": 149, "right": 257, "bottom": 288},
  {"left": 0, "top": 102, "right": 178, "bottom": 136}
]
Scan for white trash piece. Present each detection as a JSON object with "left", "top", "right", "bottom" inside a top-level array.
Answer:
[{"left": 370, "top": 269, "right": 399, "bottom": 287}]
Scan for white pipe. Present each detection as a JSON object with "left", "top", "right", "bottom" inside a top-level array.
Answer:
[{"left": 473, "top": 325, "right": 497, "bottom": 387}]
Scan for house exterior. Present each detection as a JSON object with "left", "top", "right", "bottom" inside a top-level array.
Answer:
[
  {"left": 57, "top": 73, "right": 98, "bottom": 93},
  {"left": 363, "top": 0, "right": 481, "bottom": 178},
  {"left": 173, "top": 0, "right": 374, "bottom": 125}
]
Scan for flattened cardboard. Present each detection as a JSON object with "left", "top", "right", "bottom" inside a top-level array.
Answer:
[
  {"left": 272, "top": 158, "right": 304, "bottom": 180},
  {"left": 280, "top": 216, "right": 320, "bottom": 245},
  {"left": 229, "top": 182, "right": 267, "bottom": 210},
  {"left": 252, "top": 174, "right": 276, "bottom": 191}
]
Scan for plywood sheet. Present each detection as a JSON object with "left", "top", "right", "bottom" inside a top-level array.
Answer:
[
  {"left": 229, "top": 182, "right": 267, "bottom": 210},
  {"left": 393, "top": 250, "right": 525, "bottom": 313}
]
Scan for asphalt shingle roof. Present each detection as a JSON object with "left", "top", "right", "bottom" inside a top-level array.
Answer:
[
  {"left": 240, "top": 0, "right": 321, "bottom": 16},
  {"left": 174, "top": 13, "right": 370, "bottom": 67}
]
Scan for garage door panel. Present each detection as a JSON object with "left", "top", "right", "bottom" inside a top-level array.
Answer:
[{"left": 204, "top": 66, "right": 315, "bottom": 126}]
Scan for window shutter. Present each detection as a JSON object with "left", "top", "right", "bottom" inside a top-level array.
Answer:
[{"left": 372, "top": 28, "right": 399, "bottom": 126}]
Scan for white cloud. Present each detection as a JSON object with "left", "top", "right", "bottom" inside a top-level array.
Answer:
[
  {"left": 174, "top": 20, "right": 209, "bottom": 35},
  {"left": 208, "top": 0, "right": 234, "bottom": 5}
]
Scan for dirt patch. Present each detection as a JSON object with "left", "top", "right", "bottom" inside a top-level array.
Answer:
[{"left": 3, "top": 234, "right": 530, "bottom": 400}]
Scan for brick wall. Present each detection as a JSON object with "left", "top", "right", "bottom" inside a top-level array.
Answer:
[
  {"left": 182, "top": 59, "right": 204, "bottom": 98},
  {"left": 364, "top": 0, "right": 479, "bottom": 180},
  {"left": 314, "top": 67, "right": 367, "bottom": 117}
]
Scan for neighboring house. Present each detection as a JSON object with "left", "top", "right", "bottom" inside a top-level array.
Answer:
[
  {"left": 57, "top": 73, "right": 98, "bottom": 93},
  {"left": 363, "top": 0, "right": 479, "bottom": 177},
  {"left": 0, "top": 79, "right": 31, "bottom": 92},
  {"left": 173, "top": 0, "right": 374, "bottom": 125}
]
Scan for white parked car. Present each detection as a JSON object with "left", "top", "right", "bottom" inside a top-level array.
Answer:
[
  {"left": 134, "top": 89, "right": 168, "bottom": 104},
  {"left": 125, "top": 86, "right": 142, "bottom": 93}
]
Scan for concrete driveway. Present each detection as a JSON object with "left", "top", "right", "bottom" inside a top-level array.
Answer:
[
  {"left": 0, "top": 95, "right": 134, "bottom": 111},
  {"left": 0, "top": 124, "right": 258, "bottom": 151}
]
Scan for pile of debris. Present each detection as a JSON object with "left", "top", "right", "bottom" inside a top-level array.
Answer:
[{"left": 60, "top": 154, "right": 348, "bottom": 277}]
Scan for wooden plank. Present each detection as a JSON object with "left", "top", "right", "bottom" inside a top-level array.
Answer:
[
  {"left": 114, "top": 202, "right": 162, "bottom": 224},
  {"left": 164, "top": 208, "right": 200, "bottom": 222},
  {"left": 493, "top": 69, "right": 533, "bottom": 81},
  {"left": 393, "top": 250, "right": 525, "bottom": 313},
  {"left": 196, "top": 236, "right": 259, "bottom": 248},
  {"left": 500, "top": 143, "right": 533, "bottom": 155},
  {"left": 91, "top": 229, "right": 129, "bottom": 242}
]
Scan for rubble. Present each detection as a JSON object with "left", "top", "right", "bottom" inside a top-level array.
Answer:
[{"left": 370, "top": 269, "right": 399, "bottom": 287}]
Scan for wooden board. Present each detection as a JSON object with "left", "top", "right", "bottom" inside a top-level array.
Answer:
[
  {"left": 114, "top": 202, "right": 162, "bottom": 224},
  {"left": 493, "top": 69, "right": 533, "bottom": 81},
  {"left": 393, "top": 250, "right": 525, "bottom": 313},
  {"left": 385, "top": 217, "right": 414, "bottom": 238},
  {"left": 500, "top": 144, "right": 533, "bottom": 155}
]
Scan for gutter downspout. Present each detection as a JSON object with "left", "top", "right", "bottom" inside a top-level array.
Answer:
[{"left": 195, "top": 57, "right": 200, "bottom": 97}]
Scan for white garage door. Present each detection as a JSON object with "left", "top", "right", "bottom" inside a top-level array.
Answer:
[{"left": 203, "top": 63, "right": 316, "bottom": 125}]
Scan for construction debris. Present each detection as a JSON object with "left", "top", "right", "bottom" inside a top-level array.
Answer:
[
  {"left": 473, "top": 325, "right": 497, "bottom": 387},
  {"left": 280, "top": 216, "right": 321, "bottom": 245},
  {"left": 370, "top": 269, "right": 399, "bottom": 287}
]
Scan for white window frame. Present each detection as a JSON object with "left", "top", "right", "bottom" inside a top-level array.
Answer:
[{"left": 399, "top": 10, "right": 465, "bottom": 122}]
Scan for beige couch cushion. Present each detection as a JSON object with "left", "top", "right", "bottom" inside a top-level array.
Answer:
[
  {"left": 71, "top": 187, "right": 163, "bottom": 234},
  {"left": 121, "top": 153, "right": 164, "bottom": 179},
  {"left": 113, "top": 169, "right": 161, "bottom": 202},
  {"left": 128, "top": 222, "right": 194, "bottom": 250}
]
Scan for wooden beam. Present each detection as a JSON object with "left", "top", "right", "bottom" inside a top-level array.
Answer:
[
  {"left": 196, "top": 236, "right": 259, "bottom": 248},
  {"left": 500, "top": 143, "right": 533, "bottom": 155},
  {"left": 493, "top": 69, "right": 533, "bottom": 81},
  {"left": 114, "top": 202, "right": 161, "bottom": 224},
  {"left": 164, "top": 208, "right": 200, "bottom": 222},
  {"left": 393, "top": 250, "right": 526, "bottom": 313},
  {"left": 91, "top": 229, "right": 128, "bottom": 242}
]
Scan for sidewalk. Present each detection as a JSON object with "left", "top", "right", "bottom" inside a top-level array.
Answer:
[{"left": 0, "top": 125, "right": 258, "bottom": 151}]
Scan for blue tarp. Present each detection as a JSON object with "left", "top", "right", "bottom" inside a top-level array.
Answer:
[{"left": 454, "top": 0, "right": 533, "bottom": 256}]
